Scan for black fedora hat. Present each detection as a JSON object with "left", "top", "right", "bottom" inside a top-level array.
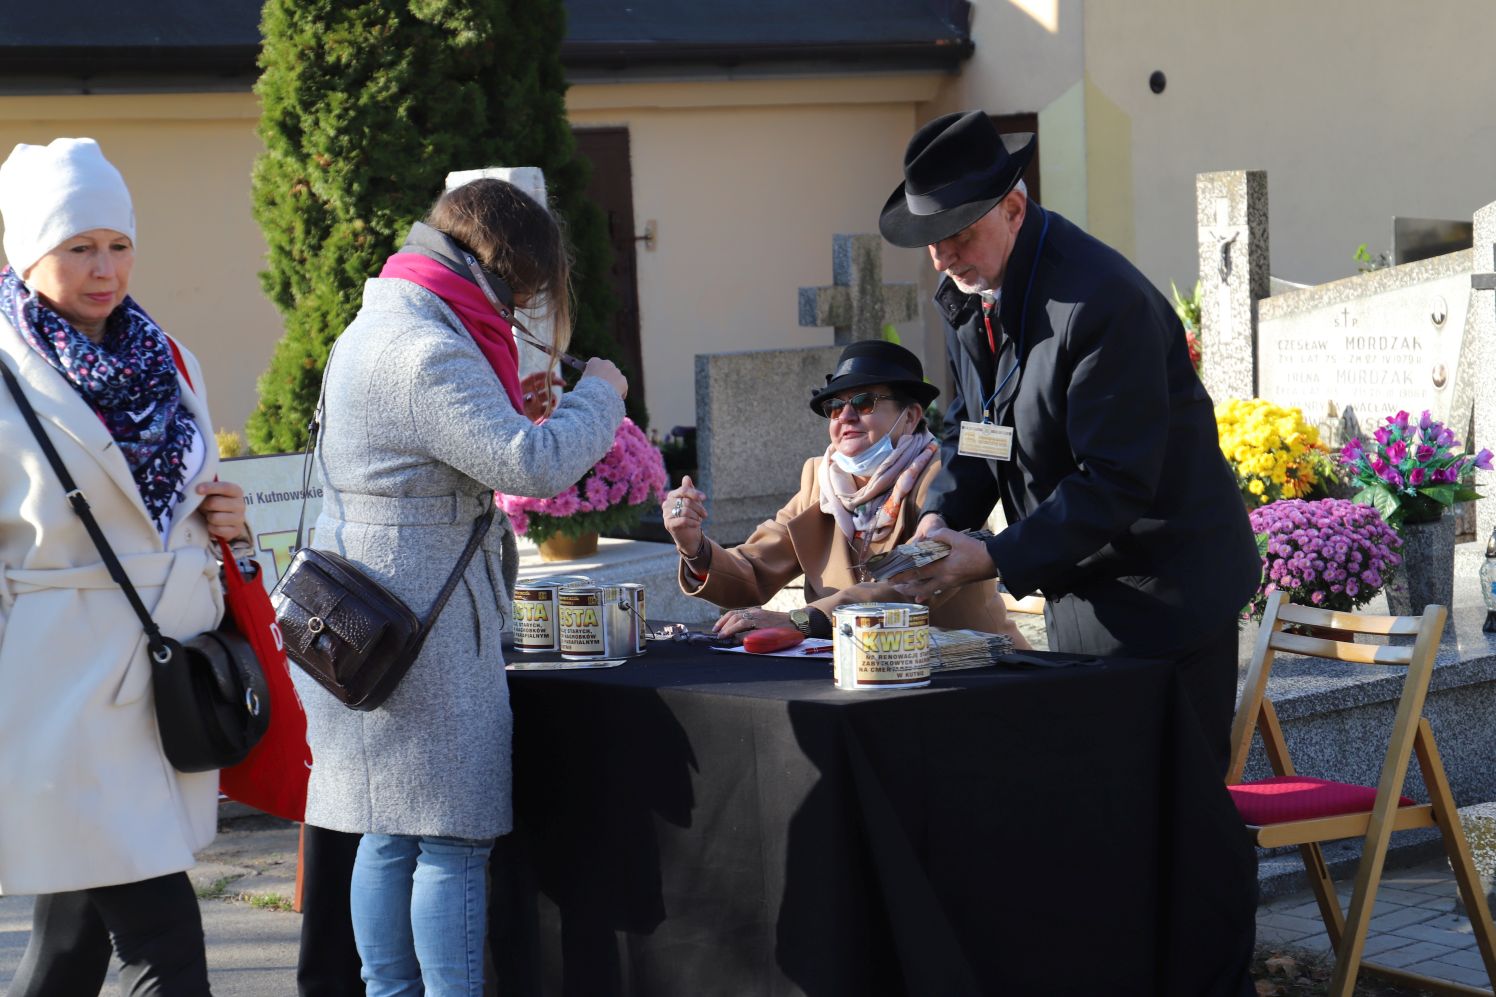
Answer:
[
  {"left": 878, "top": 111, "right": 1036, "bottom": 249},
  {"left": 808, "top": 341, "right": 940, "bottom": 416}
]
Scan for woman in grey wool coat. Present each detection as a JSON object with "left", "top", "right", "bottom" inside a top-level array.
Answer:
[{"left": 292, "top": 178, "right": 627, "bottom": 997}]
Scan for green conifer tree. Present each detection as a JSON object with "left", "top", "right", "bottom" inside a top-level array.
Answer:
[{"left": 248, "top": 0, "right": 632, "bottom": 453}]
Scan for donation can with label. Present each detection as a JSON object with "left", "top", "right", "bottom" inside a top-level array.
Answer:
[
  {"left": 558, "top": 586, "right": 606, "bottom": 659},
  {"left": 831, "top": 603, "right": 931, "bottom": 690},
  {"left": 512, "top": 578, "right": 562, "bottom": 653}
]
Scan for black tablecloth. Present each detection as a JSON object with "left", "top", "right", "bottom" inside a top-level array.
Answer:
[{"left": 490, "top": 641, "right": 1256, "bottom": 997}]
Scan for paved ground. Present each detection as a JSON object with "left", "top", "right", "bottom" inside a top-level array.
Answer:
[
  {"left": 1256, "top": 861, "right": 1496, "bottom": 991},
  {"left": 0, "top": 806, "right": 303, "bottom": 996},
  {"left": 5, "top": 804, "right": 1496, "bottom": 996}
]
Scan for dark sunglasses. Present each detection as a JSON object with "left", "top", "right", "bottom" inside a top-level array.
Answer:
[{"left": 821, "top": 392, "right": 896, "bottom": 418}]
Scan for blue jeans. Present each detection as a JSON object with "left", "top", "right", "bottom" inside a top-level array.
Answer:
[{"left": 350, "top": 833, "right": 494, "bottom": 997}]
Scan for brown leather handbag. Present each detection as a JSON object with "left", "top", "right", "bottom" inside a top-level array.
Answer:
[
  {"left": 273, "top": 516, "right": 490, "bottom": 711},
  {"left": 270, "top": 353, "right": 494, "bottom": 711}
]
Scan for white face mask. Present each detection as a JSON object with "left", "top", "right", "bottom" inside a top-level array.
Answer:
[
  {"left": 831, "top": 409, "right": 908, "bottom": 476},
  {"left": 832, "top": 433, "right": 895, "bottom": 475}
]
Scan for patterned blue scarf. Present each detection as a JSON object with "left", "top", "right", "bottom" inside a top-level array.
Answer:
[{"left": 1, "top": 266, "right": 198, "bottom": 533}]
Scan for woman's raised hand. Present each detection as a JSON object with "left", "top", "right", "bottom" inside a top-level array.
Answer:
[
  {"left": 582, "top": 357, "right": 628, "bottom": 399},
  {"left": 662, "top": 474, "right": 708, "bottom": 555},
  {"left": 197, "top": 480, "right": 249, "bottom": 543}
]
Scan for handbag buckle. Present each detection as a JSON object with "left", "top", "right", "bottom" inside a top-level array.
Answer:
[{"left": 307, "top": 616, "right": 325, "bottom": 634}]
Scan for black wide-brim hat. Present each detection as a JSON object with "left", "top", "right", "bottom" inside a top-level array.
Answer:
[
  {"left": 808, "top": 340, "right": 940, "bottom": 416},
  {"left": 879, "top": 111, "right": 1037, "bottom": 248}
]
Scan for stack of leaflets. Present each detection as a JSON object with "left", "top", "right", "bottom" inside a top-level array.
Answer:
[
  {"left": 928, "top": 627, "right": 1016, "bottom": 671},
  {"left": 860, "top": 529, "right": 995, "bottom": 582}
]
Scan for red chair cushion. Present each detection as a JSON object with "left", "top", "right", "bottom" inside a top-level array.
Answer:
[{"left": 1229, "top": 775, "right": 1416, "bottom": 826}]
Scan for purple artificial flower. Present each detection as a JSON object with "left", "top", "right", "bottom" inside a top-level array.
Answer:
[
  {"left": 1386, "top": 469, "right": 1404, "bottom": 488},
  {"left": 1247, "top": 497, "right": 1401, "bottom": 617},
  {"left": 1374, "top": 427, "right": 1391, "bottom": 446},
  {"left": 1419, "top": 410, "right": 1433, "bottom": 431},
  {"left": 1415, "top": 445, "right": 1435, "bottom": 462},
  {"left": 1409, "top": 467, "right": 1426, "bottom": 486},
  {"left": 1371, "top": 457, "right": 1390, "bottom": 477},
  {"left": 1386, "top": 440, "right": 1407, "bottom": 464},
  {"left": 1393, "top": 411, "right": 1411, "bottom": 431},
  {"left": 1476, "top": 448, "right": 1494, "bottom": 472},
  {"left": 1438, "top": 427, "right": 1456, "bottom": 446}
]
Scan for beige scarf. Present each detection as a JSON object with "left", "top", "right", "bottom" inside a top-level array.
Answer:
[{"left": 818, "top": 429, "right": 937, "bottom": 555}]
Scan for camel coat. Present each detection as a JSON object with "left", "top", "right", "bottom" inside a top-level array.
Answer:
[
  {"left": 682, "top": 456, "right": 1022, "bottom": 641},
  {"left": 0, "top": 318, "right": 223, "bottom": 896}
]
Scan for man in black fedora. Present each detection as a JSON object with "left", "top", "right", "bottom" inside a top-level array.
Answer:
[{"left": 883, "top": 111, "right": 1260, "bottom": 993}]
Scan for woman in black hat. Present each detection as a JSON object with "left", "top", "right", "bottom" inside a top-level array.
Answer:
[{"left": 660, "top": 340, "right": 1025, "bottom": 643}]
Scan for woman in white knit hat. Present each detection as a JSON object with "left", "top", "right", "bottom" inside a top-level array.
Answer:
[{"left": 0, "top": 137, "right": 250, "bottom": 995}]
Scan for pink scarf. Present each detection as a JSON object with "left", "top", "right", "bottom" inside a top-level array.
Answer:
[
  {"left": 818, "top": 430, "right": 938, "bottom": 548},
  {"left": 379, "top": 253, "right": 525, "bottom": 413}
]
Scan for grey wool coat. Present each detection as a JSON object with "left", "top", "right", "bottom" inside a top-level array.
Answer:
[{"left": 293, "top": 278, "right": 625, "bottom": 840}]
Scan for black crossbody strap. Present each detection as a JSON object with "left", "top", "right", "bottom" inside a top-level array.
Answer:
[
  {"left": 291, "top": 339, "right": 495, "bottom": 634},
  {"left": 0, "top": 359, "right": 174, "bottom": 663},
  {"left": 417, "top": 500, "right": 494, "bottom": 642},
  {"left": 293, "top": 341, "right": 339, "bottom": 555}
]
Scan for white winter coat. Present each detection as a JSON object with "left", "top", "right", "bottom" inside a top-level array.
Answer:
[{"left": 0, "top": 315, "right": 223, "bottom": 895}]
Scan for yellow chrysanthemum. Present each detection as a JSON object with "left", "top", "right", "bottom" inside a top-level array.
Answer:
[{"left": 1213, "top": 398, "right": 1324, "bottom": 507}]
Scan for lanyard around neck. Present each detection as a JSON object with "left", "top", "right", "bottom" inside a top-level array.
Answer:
[{"left": 980, "top": 206, "right": 1050, "bottom": 421}]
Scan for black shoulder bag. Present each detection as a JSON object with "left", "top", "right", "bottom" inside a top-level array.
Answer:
[
  {"left": 269, "top": 350, "right": 494, "bottom": 712},
  {"left": 1, "top": 361, "right": 269, "bottom": 773}
]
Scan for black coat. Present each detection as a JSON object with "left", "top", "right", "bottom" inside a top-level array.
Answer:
[{"left": 924, "top": 205, "right": 1261, "bottom": 658}]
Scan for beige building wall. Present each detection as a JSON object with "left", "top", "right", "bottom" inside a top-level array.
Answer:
[
  {"left": 0, "top": 78, "right": 948, "bottom": 442},
  {"left": 912, "top": 0, "right": 1088, "bottom": 382},
  {"left": 0, "top": 93, "right": 277, "bottom": 439},
  {"left": 7, "top": 3, "right": 1491, "bottom": 448},
  {"left": 567, "top": 75, "right": 944, "bottom": 432},
  {"left": 1083, "top": 0, "right": 1496, "bottom": 292}
]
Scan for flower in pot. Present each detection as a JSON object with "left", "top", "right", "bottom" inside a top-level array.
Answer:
[
  {"left": 1170, "top": 279, "right": 1202, "bottom": 374},
  {"left": 1215, "top": 399, "right": 1328, "bottom": 506},
  {"left": 1338, "top": 410, "right": 1490, "bottom": 530},
  {"left": 1340, "top": 410, "right": 1490, "bottom": 617},
  {"left": 1247, "top": 498, "right": 1402, "bottom": 621},
  {"left": 497, "top": 418, "right": 669, "bottom": 559}
]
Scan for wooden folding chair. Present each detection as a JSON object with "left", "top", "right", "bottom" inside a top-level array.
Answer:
[{"left": 1227, "top": 591, "right": 1496, "bottom": 996}]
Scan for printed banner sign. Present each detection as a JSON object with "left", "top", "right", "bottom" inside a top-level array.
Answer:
[{"left": 222, "top": 453, "right": 322, "bottom": 585}]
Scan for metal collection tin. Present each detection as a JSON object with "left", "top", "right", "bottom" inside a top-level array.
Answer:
[
  {"left": 557, "top": 581, "right": 649, "bottom": 659},
  {"left": 610, "top": 582, "right": 648, "bottom": 656},
  {"left": 512, "top": 575, "right": 594, "bottom": 654},
  {"left": 831, "top": 602, "right": 931, "bottom": 690},
  {"left": 512, "top": 579, "right": 562, "bottom": 653},
  {"left": 558, "top": 586, "right": 606, "bottom": 659}
]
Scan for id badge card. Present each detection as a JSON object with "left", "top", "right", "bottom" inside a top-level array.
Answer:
[{"left": 958, "top": 421, "right": 1013, "bottom": 461}]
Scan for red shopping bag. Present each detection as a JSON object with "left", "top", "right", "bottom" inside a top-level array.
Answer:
[
  {"left": 166, "top": 338, "right": 310, "bottom": 819},
  {"left": 216, "top": 541, "right": 312, "bottom": 821}
]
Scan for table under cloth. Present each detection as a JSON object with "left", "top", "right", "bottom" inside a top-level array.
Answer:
[{"left": 488, "top": 640, "right": 1257, "bottom": 997}]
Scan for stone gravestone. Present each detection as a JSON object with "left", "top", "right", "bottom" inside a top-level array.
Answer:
[
  {"left": 1196, "top": 170, "right": 1270, "bottom": 405},
  {"left": 694, "top": 345, "right": 843, "bottom": 545},
  {"left": 1471, "top": 200, "right": 1496, "bottom": 545},
  {"left": 799, "top": 233, "right": 919, "bottom": 344},
  {"left": 1255, "top": 251, "right": 1474, "bottom": 434}
]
